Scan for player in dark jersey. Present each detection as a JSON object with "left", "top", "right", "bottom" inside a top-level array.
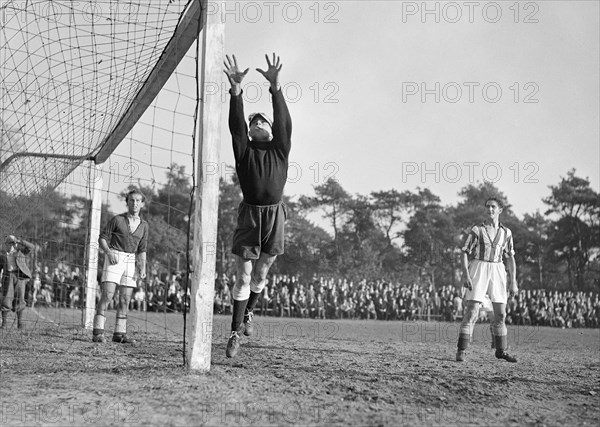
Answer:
[
  {"left": 223, "top": 53, "right": 292, "bottom": 358},
  {"left": 92, "top": 189, "right": 148, "bottom": 344}
]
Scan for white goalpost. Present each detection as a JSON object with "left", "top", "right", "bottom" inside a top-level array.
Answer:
[{"left": 187, "top": 1, "right": 224, "bottom": 371}]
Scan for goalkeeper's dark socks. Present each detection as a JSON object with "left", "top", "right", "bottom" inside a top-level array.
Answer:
[
  {"left": 231, "top": 299, "right": 248, "bottom": 332},
  {"left": 246, "top": 291, "right": 261, "bottom": 313}
]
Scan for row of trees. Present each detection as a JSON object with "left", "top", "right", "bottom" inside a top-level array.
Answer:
[
  {"left": 284, "top": 169, "right": 599, "bottom": 291},
  {"left": 2, "top": 166, "right": 598, "bottom": 292}
]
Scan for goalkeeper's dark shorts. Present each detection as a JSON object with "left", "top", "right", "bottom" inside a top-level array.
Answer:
[{"left": 232, "top": 201, "right": 287, "bottom": 260}]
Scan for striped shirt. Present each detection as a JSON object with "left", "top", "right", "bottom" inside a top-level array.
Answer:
[{"left": 462, "top": 222, "right": 515, "bottom": 263}]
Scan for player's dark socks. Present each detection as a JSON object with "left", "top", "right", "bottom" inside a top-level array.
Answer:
[
  {"left": 246, "top": 291, "right": 261, "bottom": 313},
  {"left": 231, "top": 299, "right": 248, "bottom": 332},
  {"left": 494, "top": 335, "right": 507, "bottom": 353},
  {"left": 457, "top": 334, "right": 470, "bottom": 351},
  {"left": 93, "top": 328, "right": 105, "bottom": 336}
]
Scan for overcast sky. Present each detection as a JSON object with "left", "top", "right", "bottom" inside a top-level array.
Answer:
[
  {"left": 102, "top": 0, "right": 599, "bottom": 219},
  {"left": 211, "top": 0, "right": 599, "bottom": 217}
]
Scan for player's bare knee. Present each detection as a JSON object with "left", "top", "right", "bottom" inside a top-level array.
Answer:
[
  {"left": 463, "top": 303, "right": 480, "bottom": 324},
  {"left": 495, "top": 311, "right": 507, "bottom": 324},
  {"left": 250, "top": 278, "right": 266, "bottom": 293},
  {"left": 237, "top": 272, "right": 252, "bottom": 288},
  {"left": 232, "top": 273, "right": 251, "bottom": 301},
  {"left": 99, "top": 291, "right": 114, "bottom": 307}
]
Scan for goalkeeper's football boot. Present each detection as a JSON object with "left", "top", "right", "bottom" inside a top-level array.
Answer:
[
  {"left": 456, "top": 350, "right": 466, "bottom": 362},
  {"left": 226, "top": 330, "right": 241, "bottom": 358},
  {"left": 495, "top": 350, "right": 517, "bottom": 363},
  {"left": 243, "top": 310, "right": 255, "bottom": 336}
]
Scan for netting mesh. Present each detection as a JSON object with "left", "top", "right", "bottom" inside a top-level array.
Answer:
[
  {"left": 0, "top": 0, "right": 191, "bottom": 196},
  {"left": 0, "top": 0, "right": 202, "bottom": 348}
]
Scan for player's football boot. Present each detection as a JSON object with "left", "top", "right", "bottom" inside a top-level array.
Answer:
[
  {"left": 243, "top": 310, "right": 255, "bottom": 336},
  {"left": 112, "top": 333, "right": 137, "bottom": 344},
  {"left": 456, "top": 350, "right": 466, "bottom": 362},
  {"left": 226, "top": 330, "right": 241, "bottom": 358},
  {"left": 495, "top": 350, "right": 517, "bottom": 363},
  {"left": 92, "top": 334, "right": 107, "bottom": 343}
]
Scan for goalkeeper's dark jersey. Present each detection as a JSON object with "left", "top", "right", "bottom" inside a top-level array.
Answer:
[{"left": 229, "top": 89, "right": 292, "bottom": 206}]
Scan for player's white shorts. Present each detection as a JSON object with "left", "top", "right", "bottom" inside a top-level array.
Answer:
[
  {"left": 464, "top": 259, "right": 507, "bottom": 304},
  {"left": 481, "top": 294, "right": 494, "bottom": 312},
  {"left": 101, "top": 250, "right": 137, "bottom": 288}
]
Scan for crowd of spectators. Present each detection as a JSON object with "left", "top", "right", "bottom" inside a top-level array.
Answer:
[
  {"left": 24, "top": 263, "right": 188, "bottom": 314},
  {"left": 27, "top": 264, "right": 84, "bottom": 309},
  {"left": 214, "top": 274, "right": 600, "bottom": 329},
  {"left": 19, "top": 264, "right": 600, "bottom": 329},
  {"left": 505, "top": 289, "right": 600, "bottom": 328}
]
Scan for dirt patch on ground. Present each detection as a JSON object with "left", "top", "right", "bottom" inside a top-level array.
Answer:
[{"left": 1, "top": 308, "right": 599, "bottom": 426}]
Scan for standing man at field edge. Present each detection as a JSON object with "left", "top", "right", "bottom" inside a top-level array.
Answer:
[
  {"left": 1, "top": 235, "right": 38, "bottom": 328},
  {"left": 92, "top": 189, "right": 148, "bottom": 344},
  {"left": 223, "top": 53, "right": 292, "bottom": 358},
  {"left": 456, "top": 197, "right": 518, "bottom": 363}
]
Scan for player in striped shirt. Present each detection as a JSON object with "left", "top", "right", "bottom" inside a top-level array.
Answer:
[{"left": 456, "top": 197, "right": 518, "bottom": 363}]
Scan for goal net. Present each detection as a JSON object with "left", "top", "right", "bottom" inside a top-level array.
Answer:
[
  {"left": 1, "top": 0, "right": 197, "bottom": 194},
  {"left": 1, "top": 0, "right": 216, "bottom": 368}
]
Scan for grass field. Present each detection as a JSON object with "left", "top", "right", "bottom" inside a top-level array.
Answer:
[{"left": 1, "top": 307, "right": 599, "bottom": 426}]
